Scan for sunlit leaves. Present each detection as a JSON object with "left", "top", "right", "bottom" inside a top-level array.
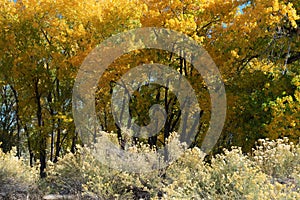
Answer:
[
  {"left": 264, "top": 75, "right": 300, "bottom": 142},
  {"left": 0, "top": 0, "right": 299, "bottom": 176}
]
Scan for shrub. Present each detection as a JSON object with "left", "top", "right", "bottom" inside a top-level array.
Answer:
[
  {"left": 42, "top": 133, "right": 300, "bottom": 199},
  {"left": 43, "top": 145, "right": 138, "bottom": 199},
  {"left": 251, "top": 138, "right": 300, "bottom": 179},
  {"left": 0, "top": 146, "right": 40, "bottom": 199},
  {"left": 3, "top": 134, "right": 299, "bottom": 199},
  {"left": 162, "top": 138, "right": 300, "bottom": 199}
]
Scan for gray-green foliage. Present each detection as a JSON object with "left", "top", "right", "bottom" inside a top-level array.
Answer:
[
  {"left": 1, "top": 135, "right": 299, "bottom": 199},
  {"left": 0, "top": 146, "right": 40, "bottom": 199}
]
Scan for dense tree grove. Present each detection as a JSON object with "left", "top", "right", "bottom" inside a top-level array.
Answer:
[{"left": 0, "top": 0, "right": 299, "bottom": 181}]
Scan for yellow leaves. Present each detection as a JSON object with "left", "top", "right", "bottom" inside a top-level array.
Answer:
[
  {"left": 289, "top": 120, "right": 296, "bottom": 127},
  {"left": 65, "top": 27, "right": 73, "bottom": 36},
  {"left": 72, "top": 24, "right": 86, "bottom": 39},
  {"left": 265, "top": 88, "right": 300, "bottom": 141},
  {"left": 291, "top": 20, "right": 298, "bottom": 29},
  {"left": 56, "top": 112, "right": 73, "bottom": 123},
  {"left": 295, "top": 90, "right": 300, "bottom": 102},
  {"left": 0, "top": 0, "right": 298, "bottom": 177},
  {"left": 165, "top": 14, "right": 197, "bottom": 35},
  {"left": 230, "top": 49, "right": 239, "bottom": 59},
  {"left": 247, "top": 59, "right": 280, "bottom": 76},
  {"left": 192, "top": 35, "right": 205, "bottom": 43},
  {"left": 266, "top": 1, "right": 299, "bottom": 29},
  {"left": 272, "top": 0, "right": 280, "bottom": 12}
]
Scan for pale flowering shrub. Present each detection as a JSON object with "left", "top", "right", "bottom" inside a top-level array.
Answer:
[
  {"left": 43, "top": 131, "right": 188, "bottom": 199},
  {"left": 207, "top": 147, "right": 299, "bottom": 199},
  {"left": 43, "top": 145, "right": 138, "bottom": 199},
  {"left": 28, "top": 133, "right": 300, "bottom": 199},
  {"left": 127, "top": 132, "right": 190, "bottom": 198},
  {"left": 161, "top": 147, "right": 208, "bottom": 199},
  {"left": 206, "top": 148, "right": 272, "bottom": 199},
  {"left": 0, "top": 146, "right": 39, "bottom": 199},
  {"left": 162, "top": 145, "right": 300, "bottom": 199},
  {"left": 162, "top": 147, "right": 271, "bottom": 199},
  {"left": 43, "top": 132, "right": 184, "bottom": 199},
  {"left": 251, "top": 138, "right": 300, "bottom": 179},
  {"left": 43, "top": 148, "right": 87, "bottom": 195}
]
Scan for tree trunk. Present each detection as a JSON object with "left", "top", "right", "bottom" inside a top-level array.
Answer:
[
  {"left": 53, "top": 118, "right": 61, "bottom": 163},
  {"left": 34, "top": 78, "right": 47, "bottom": 178},
  {"left": 53, "top": 78, "right": 61, "bottom": 163},
  {"left": 71, "top": 131, "right": 78, "bottom": 154},
  {"left": 11, "top": 86, "right": 21, "bottom": 158},
  {"left": 24, "top": 125, "right": 34, "bottom": 167}
]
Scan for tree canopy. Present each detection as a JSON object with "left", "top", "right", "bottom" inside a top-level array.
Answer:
[{"left": 0, "top": 0, "right": 299, "bottom": 177}]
